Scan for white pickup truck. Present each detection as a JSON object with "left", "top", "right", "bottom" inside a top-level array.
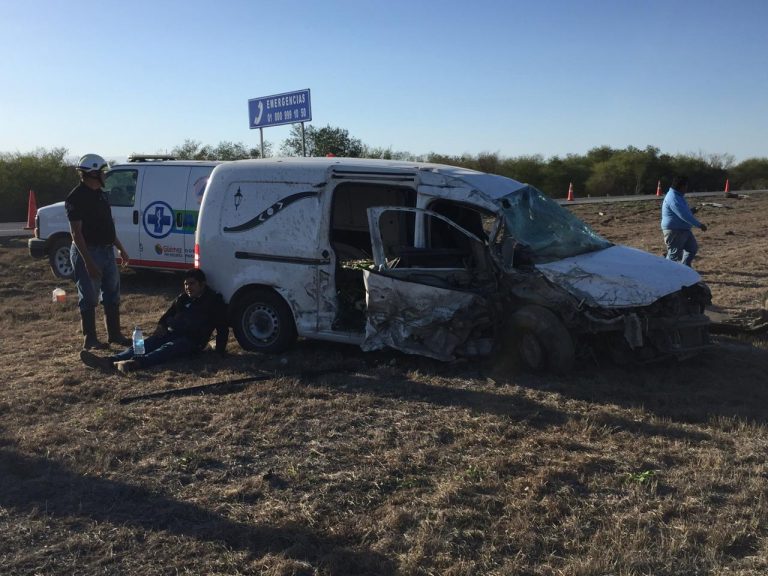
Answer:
[{"left": 28, "top": 156, "right": 219, "bottom": 278}]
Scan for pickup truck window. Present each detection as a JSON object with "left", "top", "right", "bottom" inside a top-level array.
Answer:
[{"left": 104, "top": 169, "right": 138, "bottom": 207}]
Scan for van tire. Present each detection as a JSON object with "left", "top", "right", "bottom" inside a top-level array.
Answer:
[
  {"left": 49, "top": 237, "right": 74, "bottom": 279},
  {"left": 509, "top": 305, "right": 575, "bottom": 374},
  {"left": 231, "top": 288, "right": 297, "bottom": 353}
]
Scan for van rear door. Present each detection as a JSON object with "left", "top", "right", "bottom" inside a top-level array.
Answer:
[
  {"left": 137, "top": 165, "right": 191, "bottom": 270},
  {"left": 184, "top": 166, "right": 215, "bottom": 265},
  {"left": 362, "top": 207, "right": 496, "bottom": 360}
]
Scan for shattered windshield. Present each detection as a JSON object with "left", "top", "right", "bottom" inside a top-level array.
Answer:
[{"left": 499, "top": 185, "right": 612, "bottom": 263}]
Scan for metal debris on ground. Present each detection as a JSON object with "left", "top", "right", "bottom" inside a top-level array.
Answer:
[{"left": 707, "top": 308, "right": 768, "bottom": 335}]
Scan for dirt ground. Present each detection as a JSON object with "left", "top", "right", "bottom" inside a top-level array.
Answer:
[
  {"left": 1, "top": 193, "right": 767, "bottom": 575},
  {"left": 569, "top": 193, "right": 768, "bottom": 313}
]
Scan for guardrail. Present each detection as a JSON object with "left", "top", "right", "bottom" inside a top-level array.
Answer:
[
  {"left": 0, "top": 222, "right": 31, "bottom": 238},
  {"left": 558, "top": 189, "right": 768, "bottom": 205}
]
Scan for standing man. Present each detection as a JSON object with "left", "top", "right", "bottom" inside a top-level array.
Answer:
[
  {"left": 660, "top": 176, "right": 707, "bottom": 267},
  {"left": 66, "top": 153, "right": 131, "bottom": 349},
  {"left": 79, "top": 269, "right": 228, "bottom": 374}
]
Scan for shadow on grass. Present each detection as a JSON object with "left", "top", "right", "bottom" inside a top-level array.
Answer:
[
  {"left": 112, "top": 329, "right": 767, "bottom": 439},
  {"left": 0, "top": 445, "right": 396, "bottom": 575},
  {"left": 515, "top": 336, "right": 768, "bottom": 426},
  {"left": 273, "top": 339, "right": 768, "bottom": 438},
  {"left": 312, "top": 369, "right": 713, "bottom": 443},
  {"left": 163, "top": 340, "right": 714, "bottom": 444}
]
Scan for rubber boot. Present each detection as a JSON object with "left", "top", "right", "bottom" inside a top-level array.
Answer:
[
  {"left": 81, "top": 308, "right": 107, "bottom": 350},
  {"left": 104, "top": 303, "right": 131, "bottom": 346}
]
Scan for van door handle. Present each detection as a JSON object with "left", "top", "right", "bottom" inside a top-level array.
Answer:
[{"left": 133, "top": 210, "right": 138, "bottom": 225}]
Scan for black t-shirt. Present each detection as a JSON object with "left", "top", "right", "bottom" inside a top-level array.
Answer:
[{"left": 65, "top": 183, "right": 117, "bottom": 245}]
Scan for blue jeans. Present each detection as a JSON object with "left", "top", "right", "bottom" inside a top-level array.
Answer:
[
  {"left": 110, "top": 333, "right": 198, "bottom": 369},
  {"left": 71, "top": 244, "right": 121, "bottom": 312},
  {"left": 663, "top": 229, "right": 698, "bottom": 267}
]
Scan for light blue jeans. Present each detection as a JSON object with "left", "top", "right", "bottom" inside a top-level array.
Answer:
[
  {"left": 663, "top": 229, "right": 698, "bottom": 267},
  {"left": 70, "top": 244, "right": 121, "bottom": 312}
]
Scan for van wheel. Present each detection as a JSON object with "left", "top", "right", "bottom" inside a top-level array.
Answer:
[
  {"left": 231, "top": 289, "right": 297, "bottom": 353},
  {"left": 509, "top": 305, "right": 575, "bottom": 374},
  {"left": 49, "top": 237, "right": 74, "bottom": 279}
]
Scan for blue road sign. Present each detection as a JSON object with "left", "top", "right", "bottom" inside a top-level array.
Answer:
[{"left": 248, "top": 89, "right": 312, "bottom": 129}]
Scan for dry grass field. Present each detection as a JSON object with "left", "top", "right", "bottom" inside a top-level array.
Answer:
[{"left": 1, "top": 193, "right": 767, "bottom": 575}]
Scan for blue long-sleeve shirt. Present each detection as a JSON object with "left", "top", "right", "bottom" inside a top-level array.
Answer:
[{"left": 661, "top": 188, "right": 703, "bottom": 230}]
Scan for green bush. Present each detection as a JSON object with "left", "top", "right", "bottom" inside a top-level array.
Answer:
[{"left": 0, "top": 148, "right": 77, "bottom": 222}]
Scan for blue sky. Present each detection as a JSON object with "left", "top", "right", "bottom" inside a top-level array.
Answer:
[{"left": 1, "top": 0, "right": 766, "bottom": 163}]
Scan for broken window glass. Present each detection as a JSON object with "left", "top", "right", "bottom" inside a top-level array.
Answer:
[{"left": 499, "top": 186, "right": 611, "bottom": 263}]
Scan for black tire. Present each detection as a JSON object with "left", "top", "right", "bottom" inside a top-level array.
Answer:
[
  {"left": 231, "top": 288, "right": 297, "bottom": 353},
  {"left": 48, "top": 237, "right": 74, "bottom": 279},
  {"left": 509, "top": 305, "right": 575, "bottom": 374}
]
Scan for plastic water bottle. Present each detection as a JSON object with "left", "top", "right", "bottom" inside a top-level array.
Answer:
[{"left": 132, "top": 326, "right": 145, "bottom": 356}]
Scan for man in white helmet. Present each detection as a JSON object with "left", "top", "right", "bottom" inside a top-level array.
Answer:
[{"left": 65, "top": 154, "right": 131, "bottom": 349}]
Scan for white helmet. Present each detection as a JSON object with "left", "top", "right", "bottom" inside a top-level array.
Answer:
[{"left": 77, "top": 153, "right": 108, "bottom": 173}]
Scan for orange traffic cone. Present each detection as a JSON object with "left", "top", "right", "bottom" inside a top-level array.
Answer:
[
  {"left": 724, "top": 179, "right": 730, "bottom": 194},
  {"left": 566, "top": 182, "right": 574, "bottom": 201},
  {"left": 24, "top": 189, "right": 38, "bottom": 230},
  {"left": 656, "top": 180, "right": 662, "bottom": 197}
]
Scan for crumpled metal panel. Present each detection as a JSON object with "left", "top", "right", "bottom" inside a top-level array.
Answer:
[
  {"left": 537, "top": 245, "right": 702, "bottom": 308},
  {"left": 361, "top": 270, "right": 491, "bottom": 361},
  {"left": 418, "top": 168, "right": 528, "bottom": 200},
  {"left": 418, "top": 185, "right": 500, "bottom": 213}
]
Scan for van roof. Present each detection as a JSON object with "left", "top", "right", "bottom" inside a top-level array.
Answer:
[{"left": 212, "top": 157, "right": 528, "bottom": 200}]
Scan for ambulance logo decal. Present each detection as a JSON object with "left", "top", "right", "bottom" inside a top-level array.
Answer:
[
  {"left": 224, "top": 191, "right": 318, "bottom": 232},
  {"left": 143, "top": 201, "right": 175, "bottom": 239}
]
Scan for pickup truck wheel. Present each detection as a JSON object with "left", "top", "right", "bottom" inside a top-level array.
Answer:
[
  {"left": 510, "top": 305, "right": 575, "bottom": 374},
  {"left": 49, "top": 238, "right": 74, "bottom": 279},
  {"left": 231, "top": 289, "right": 297, "bottom": 353}
]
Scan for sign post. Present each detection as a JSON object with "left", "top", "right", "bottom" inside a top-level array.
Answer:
[{"left": 248, "top": 89, "right": 312, "bottom": 157}]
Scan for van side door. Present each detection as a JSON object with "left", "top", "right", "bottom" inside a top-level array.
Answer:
[{"left": 362, "top": 206, "right": 497, "bottom": 360}]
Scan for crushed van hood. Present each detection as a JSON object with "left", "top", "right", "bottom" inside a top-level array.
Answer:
[{"left": 536, "top": 245, "right": 702, "bottom": 308}]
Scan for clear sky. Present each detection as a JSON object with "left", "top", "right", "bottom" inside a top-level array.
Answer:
[{"left": 1, "top": 0, "right": 766, "bottom": 163}]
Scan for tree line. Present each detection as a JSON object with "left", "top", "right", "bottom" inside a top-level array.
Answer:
[{"left": 2, "top": 127, "right": 767, "bottom": 222}]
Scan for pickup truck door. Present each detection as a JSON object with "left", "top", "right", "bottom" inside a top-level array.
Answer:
[
  {"left": 103, "top": 168, "right": 141, "bottom": 263},
  {"left": 362, "top": 206, "right": 496, "bottom": 360}
]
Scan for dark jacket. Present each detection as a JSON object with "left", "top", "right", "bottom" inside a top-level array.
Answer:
[{"left": 157, "top": 286, "right": 228, "bottom": 353}]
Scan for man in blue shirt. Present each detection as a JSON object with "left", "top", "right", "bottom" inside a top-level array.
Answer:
[{"left": 660, "top": 176, "right": 707, "bottom": 267}]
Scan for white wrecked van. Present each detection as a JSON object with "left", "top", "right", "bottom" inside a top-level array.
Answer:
[
  {"left": 29, "top": 156, "right": 220, "bottom": 278},
  {"left": 195, "top": 158, "right": 711, "bottom": 371}
]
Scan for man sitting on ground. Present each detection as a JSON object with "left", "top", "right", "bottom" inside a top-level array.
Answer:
[{"left": 80, "top": 269, "right": 228, "bottom": 373}]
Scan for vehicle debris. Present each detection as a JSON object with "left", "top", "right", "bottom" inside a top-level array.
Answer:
[{"left": 706, "top": 307, "right": 768, "bottom": 336}]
